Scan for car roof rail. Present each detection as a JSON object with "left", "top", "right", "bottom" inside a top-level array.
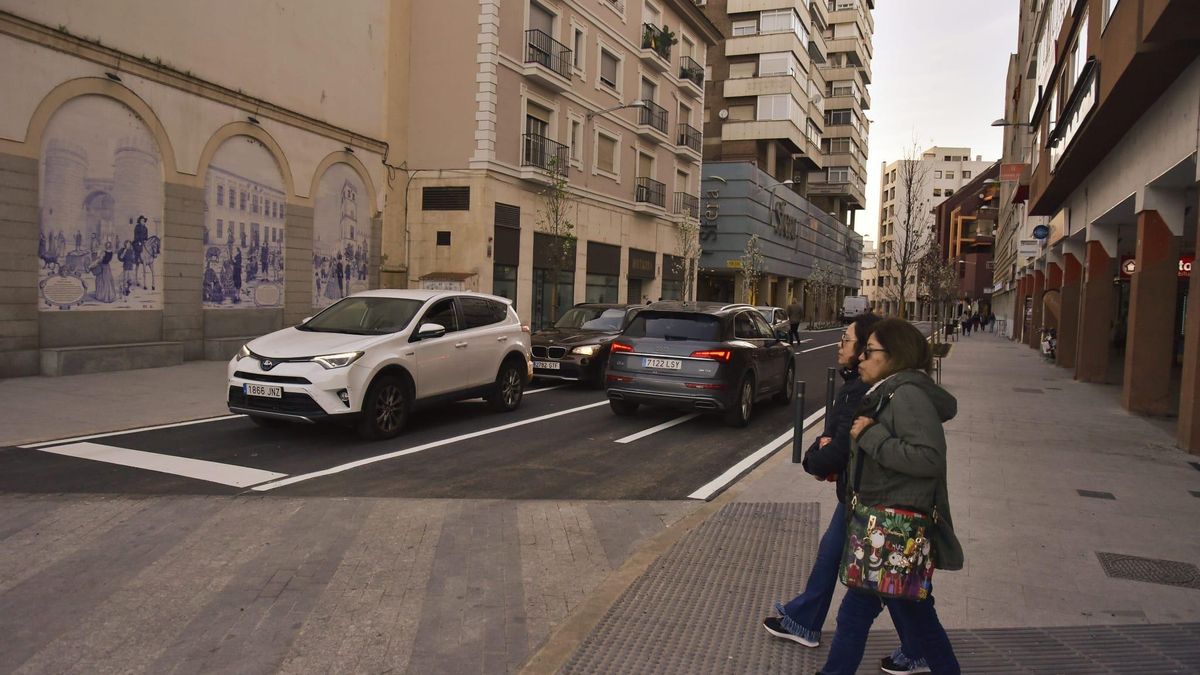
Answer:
[{"left": 719, "top": 303, "right": 755, "bottom": 312}]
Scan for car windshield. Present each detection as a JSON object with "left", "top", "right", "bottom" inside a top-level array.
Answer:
[
  {"left": 299, "top": 297, "right": 424, "bottom": 335},
  {"left": 580, "top": 309, "right": 628, "bottom": 331},
  {"left": 624, "top": 312, "right": 722, "bottom": 341},
  {"left": 553, "top": 307, "right": 606, "bottom": 329}
]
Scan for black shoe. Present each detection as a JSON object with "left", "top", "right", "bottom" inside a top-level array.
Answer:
[
  {"left": 880, "top": 655, "right": 931, "bottom": 674},
  {"left": 761, "top": 616, "right": 819, "bottom": 647}
]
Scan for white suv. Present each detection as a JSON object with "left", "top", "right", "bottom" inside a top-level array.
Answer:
[{"left": 227, "top": 290, "right": 532, "bottom": 439}]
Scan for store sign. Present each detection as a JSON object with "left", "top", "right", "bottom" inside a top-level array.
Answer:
[
  {"left": 1119, "top": 255, "right": 1193, "bottom": 278},
  {"left": 770, "top": 200, "right": 800, "bottom": 241},
  {"left": 999, "top": 163, "right": 1027, "bottom": 182},
  {"left": 1032, "top": 224, "right": 1050, "bottom": 240}
]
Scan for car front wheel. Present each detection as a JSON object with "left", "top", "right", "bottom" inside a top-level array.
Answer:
[
  {"left": 725, "top": 374, "right": 754, "bottom": 427},
  {"left": 357, "top": 375, "right": 408, "bottom": 440},
  {"left": 487, "top": 360, "right": 525, "bottom": 412}
]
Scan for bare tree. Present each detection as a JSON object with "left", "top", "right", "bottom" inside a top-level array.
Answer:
[
  {"left": 738, "top": 234, "right": 765, "bottom": 304},
  {"left": 535, "top": 154, "right": 576, "bottom": 323},
  {"left": 674, "top": 214, "right": 701, "bottom": 302},
  {"left": 882, "top": 142, "right": 933, "bottom": 319},
  {"left": 806, "top": 261, "right": 838, "bottom": 327},
  {"left": 918, "top": 240, "right": 960, "bottom": 341}
]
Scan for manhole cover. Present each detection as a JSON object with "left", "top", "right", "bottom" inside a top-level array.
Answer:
[
  {"left": 1076, "top": 489, "right": 1115, "bottom": 500},
  {"left": 1096, "top": 552, "right": 1200, "bottom": 589}
]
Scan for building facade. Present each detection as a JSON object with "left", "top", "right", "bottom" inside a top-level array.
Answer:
[
  {"left": 874, "top": 147, "right": 993, "bottom": 318},
  {"left": 932, "top": 162, "right": 1000, "bottom": 316},
  {"left": 993, "top": 0, "right": 1199, "bottom": 452},
  {"left": 859, "top": 237, "right": 878, "bottom": 307}
]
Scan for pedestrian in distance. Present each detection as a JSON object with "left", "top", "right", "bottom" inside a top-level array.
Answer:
[
  {"left": 817, "top": 318, "right": 963, "bottom": 675},
  {"left": 787, "top": 297, "right": 804, "bottom": 344},
  {"left": 763, "top": 313, "right": 929, "bottom": 671},
  {"left": 959, "top": 309, "right": 971, "bottom": 337}
]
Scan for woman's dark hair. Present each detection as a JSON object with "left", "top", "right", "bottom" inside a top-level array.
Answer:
[
  {"left": 869, "top": 317, "right": 932, "bottom": 376},
  {"left": 848, "top": 313, "right": 883, "bottom": 361}
]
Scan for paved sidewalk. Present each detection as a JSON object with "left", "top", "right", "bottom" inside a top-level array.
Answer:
[{"left": 531, "top": 332, "right": 1200, "bottom": 673}]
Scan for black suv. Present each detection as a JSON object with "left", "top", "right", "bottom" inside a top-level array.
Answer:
[
  {"left": 604, "top": 302, "right": 794, "bottom": 426},
  {"left": 530, "top": 303, "right": 643, "bottom": 386}
]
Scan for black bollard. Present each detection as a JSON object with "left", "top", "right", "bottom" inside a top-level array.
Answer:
[
  {"left": 791, "top": 373, "right": 806, "bottom": 463},
  {"left": 825, "top": 366, "right": 837, "bottom": 410}
]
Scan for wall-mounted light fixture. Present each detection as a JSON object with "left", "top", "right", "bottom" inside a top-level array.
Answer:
[
  {"left": 344, "top": 145, "right": 355, "bottom": 154},
  {"left": 247, "top": 115, "right": 261, "bottom": 125},
  {"left": 990, "top": 118, "right": 1033, "bottom": 128},
  {"left": 104, "top": 71, "right": 122, "bottom": 83}
]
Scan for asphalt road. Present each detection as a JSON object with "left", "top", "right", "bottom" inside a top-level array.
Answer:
[{"left": 0, "top": 327, "right": 873, "bottom": 500}]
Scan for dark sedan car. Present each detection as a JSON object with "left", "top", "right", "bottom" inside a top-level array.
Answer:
[
  {"left": 530, "top": 303, "right": 643, "bottom": 386},
  {"left": 604, "top": 302, "right": 794, "bottom": 426}
]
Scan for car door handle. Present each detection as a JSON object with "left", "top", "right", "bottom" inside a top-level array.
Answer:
[
  {"left": 496, "top": 336, "right": 508, "bottom": 342},
  {"left": 455, "top": 342, "right": 469, "bottom": 348}
]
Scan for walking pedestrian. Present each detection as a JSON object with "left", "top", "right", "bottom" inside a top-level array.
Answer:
[
  {"left": 787, "top": 297, "right": 804, "bottom": 344},
  {"left": 763, "top": 312, "right": 928, "bottom": 673},
  {"left": 959, "top": 309, "right": 972, "bottom": 336},
  {"left": 817, "top": 318, "right": 963, "bottom": 675}
]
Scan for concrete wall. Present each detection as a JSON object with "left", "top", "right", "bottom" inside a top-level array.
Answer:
[{"left": 0, "top": 153, "right": 39, "bottom": 375}]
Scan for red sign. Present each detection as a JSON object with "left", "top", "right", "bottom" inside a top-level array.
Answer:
[
  {"left": 1119, "top": 255, "right": 1193, "bottom": 278},
  {"left": 999, "top": 163, "right": 1027, "bottom": 182}
]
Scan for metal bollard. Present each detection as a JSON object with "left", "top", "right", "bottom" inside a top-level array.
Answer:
[
  {"left": 792, "top": 372, "right": 806, "bottom": 463},
  {"left": 825, "top": 366, "right": 837, "bottom": 410}
]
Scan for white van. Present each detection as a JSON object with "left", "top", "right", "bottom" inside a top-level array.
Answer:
[{"left": 841, "top": 295, "right": 869, "bottom": 322}]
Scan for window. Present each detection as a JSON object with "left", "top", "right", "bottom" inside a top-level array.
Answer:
[
  {"left": 826, "top": 109, "right": 852, "bottom": 125},
  {"left": 216, "top": 218, "right": 223, "bottom": 239},
  {"left": 756, "top": 94, "right": 790, "bottom": 121},
  {"left": 945, "top": 188, "right": 954, "bottom": 196},
  {"left": 573, "top": 28, "right": 584, "bottom": 70},
  {"left": 728, "top": 60, "right": 756, "bottom": 79},
  {"left": 933, "top": 188, "right": 942, "bottom": 197},
  {"left": 216, "top": 185, "right": 224, "bottom": 206},
  {"left": 643, "top": 0, "right": 660, "bottom": 25},
  {"left": 239, "top": 191, "right": 247, "bottom": 211},
  {"left": 421, "top": 299, "right": 459, "bottom": 332},
  {"left": 945, "top": 171, "right": 955, "bottom": 179},
  {"left": 731, "top": 19, "right": 757, "bottom": 36},
  {"left": 1103, "top": 0, "right": 1118, "bottom": 26},
  {"left": 252, "top": 194, "right": 259, "bottom": 214},
  {"left": 760, "top": 9, "right": 806, "bottom": 42},
  {"left": 943, "top": 155, "right": 951, "bottom": 161},
  {"left": 727, "top": 104, "right": 754, "bottom": 121},
  {"left": 436, "top": 231, "right": 451, "bottom": 246},
  {"left": 596, "top": 133, "right": 617, "bottom": 174},
  {"left": 460, "top": 297, "right": 507, "bottom": 328},
  {"left": 599, "top": 48, "right": 619, "bottom": 89},
  {"left": 828, "top": 166, "right": 850, "bottom": 183},
  {"left": 962, "top": 170, "right": 972, "bottom": 179},
  {"left": 934, "top": 170, "right": 943, "bottom": 179},
  {"left": 569, "top": 119, "right": 582, "bottom": 161}
]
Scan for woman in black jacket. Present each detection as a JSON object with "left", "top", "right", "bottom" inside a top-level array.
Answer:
[{"left": 763, "top": 314, "right": 930, "bottom": 667}]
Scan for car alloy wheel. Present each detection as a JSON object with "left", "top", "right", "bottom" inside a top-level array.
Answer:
[
  {"left": 358, "top": 375, "right": 408, "bottom": 440},
  {"left": 774, "top": 361, "right": 794, "bottom": 404},
  {"left": 725, "top": 375, "right": 754, "bottom": 427},
  {"left": 488, "top": 361, "right": 524, "bottom": 412}
]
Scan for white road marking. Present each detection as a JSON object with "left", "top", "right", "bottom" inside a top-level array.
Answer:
[
  {"left": 250, "top": 400, "right": 611, "bottom": 492},
  {"left": 34, "top": 442, "right": 286, "bottom": 488},
  {"left": 19, "top": 415, "right": 246, "bottom": 449},
  {"left": 800, "top": 341, "right": 838, "bottom": 353},
  {"left": 687, "top": 407, "right": 826, "bottom": 501},
  {"left": 463, "top": 384, "right": 566, "bottom": 403},
  {"left": 798, "top": 339, "right": 812, "bottom": 344},
  {"left": 615, "top": 413, "right": 700, "bottom": 444}
]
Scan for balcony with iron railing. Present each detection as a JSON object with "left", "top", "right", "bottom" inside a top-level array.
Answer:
[
  {"left": 673, "top": 192, "right": 699, "bottom": 219},
  {"left": 636, "top": 100, "right": 669, "bottom": 140},
  {"left": 675, "top": 123, "right": 702, "bottom": 158},
  {"left": 679, "top": 55, "right": 704, "bottom": 96},
  {"left": 639, "top": 23, "right": 673, "bottom": 72},
  {"left": 635, "top": 176, "right": 666, "bottom": 209},
  {"left": 521, "top": 133, "right": 570, "bottom": 181},
  {"left": 524, "top": 29, "right": 573, "bottom": 89}
]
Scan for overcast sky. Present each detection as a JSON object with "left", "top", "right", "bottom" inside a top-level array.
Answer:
[{"left": 858, "top": 1, "right": 1020, "bottom": 243}]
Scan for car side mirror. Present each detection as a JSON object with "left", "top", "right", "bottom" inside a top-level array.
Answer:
[
  {"left": 300, "top": 316, "right": 312, "bottom": 324},
  {"left": 414, "top": 322, "right": 446, "bottom": 340}
]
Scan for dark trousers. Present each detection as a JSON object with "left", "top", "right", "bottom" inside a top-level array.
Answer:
[
  {"left": 788, "top": 322, "right": 800, "bottom": 344},
  {"left": 820, "top": 588, "right": 959, "bottom": 675}
]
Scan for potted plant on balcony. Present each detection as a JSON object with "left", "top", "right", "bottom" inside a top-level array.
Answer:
[{"left": 655, "top": 24, "right": 677, "bottom": 60}]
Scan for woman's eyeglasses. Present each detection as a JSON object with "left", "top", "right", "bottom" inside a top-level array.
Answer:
[
  {"left": 861, "top": 347, "right": 888, "bottom": 358},
  {"left": 838, "top": 334, "right": 854, "bottom": 344}
]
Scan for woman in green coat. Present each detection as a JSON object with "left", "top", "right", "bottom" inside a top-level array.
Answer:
[{"left": 818, "top": 318, "right": 962, "bottom": 675}]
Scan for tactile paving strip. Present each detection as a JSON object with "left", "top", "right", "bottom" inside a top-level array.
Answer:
[{"left": 560, "top": 502, "right": 1200, "bottom": 674}]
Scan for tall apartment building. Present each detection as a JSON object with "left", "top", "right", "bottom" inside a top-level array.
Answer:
[
  {"left": 992, "top": 0, "right": 1199, "bottom": 452},
  {"left": 0, "top": 0, "right": 721, "bottom": 378},
  {"left": 695, "top": 0, "right": 871, "bottom": 314},
  {"left": 875, "top": 147, "right": 992, "bottom": 318},
  {"left": 860, "top": 237, "right": 879, "bottom": 307}
]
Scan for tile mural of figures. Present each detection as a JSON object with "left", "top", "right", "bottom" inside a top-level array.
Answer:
[
  {"left": 37, "top": 95, "right": 164, "bottom": 311},
  {"left": 202, "top": 137, "right": 286, "bottom": 309},
  {"left": 313, "top": 163, "right": 370, "bottom": 308}
]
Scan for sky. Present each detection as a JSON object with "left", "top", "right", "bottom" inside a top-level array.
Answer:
[{"left": 857, "top": 0, "right": 1020, "bottom": 244}]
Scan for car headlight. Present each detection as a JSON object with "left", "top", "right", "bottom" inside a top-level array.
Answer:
[
  {"left": 311, "top": 351, "right": 365, "bottom": 369},
  {"left": 236, "top": 344, "right": 251, "bottom": 360},
  {"left": 571, "top": 344, "right": 600, "bottom": 356}
]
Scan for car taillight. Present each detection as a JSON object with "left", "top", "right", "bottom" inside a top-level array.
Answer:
[
  {"left": 690, "top": 349, "right": 732, "bottom": 362},
  {"left": 610, "top": 342, "right": 634, "bottom": 353}
]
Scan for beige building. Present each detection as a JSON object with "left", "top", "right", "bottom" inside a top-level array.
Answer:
[
  {"left": 859, "top": 237, "right": 879, "bottom": 307},
  {"left": 875, "top": 147, "right": 992, "bottom": 317},
  {"left": 0, "top": 1, "right": 719, "bottom": 376},
  {"left": 404, "top": 0, "right": 721, "bottom": 329}
]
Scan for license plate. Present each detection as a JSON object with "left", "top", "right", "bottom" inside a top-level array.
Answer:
[
  {"left": 643, "top": 357, "right": 682, "bottom": 370},
  {"left": 533, "top": 360, "right": 560, "bottom": 370},
  {"left": 244, "top": 383, "right": 282, "bottom": 398}
]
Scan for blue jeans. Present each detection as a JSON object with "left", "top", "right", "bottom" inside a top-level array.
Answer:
[
  {"left": 779, "top": 504, "right": 924, "bottom": 666},
  {"left": 820, "top": 588, "right": 959, "bottom": 675}
]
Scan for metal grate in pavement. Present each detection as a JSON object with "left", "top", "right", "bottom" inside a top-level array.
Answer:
[
  {"left": 1013, "top": 387, "right": 1044, "bottom": 393},
  {"left": 559, "top": 503, "right": 1200, "bottom": 674},
  {"left": 1076, "top": 489, "right": 1116, "bottom": 500},
  {"left": 1096, "top": 552, "right": 1200, "bottom": 590}
]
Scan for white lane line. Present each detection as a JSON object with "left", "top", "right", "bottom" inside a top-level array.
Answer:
[
  {"left": 251, "top": 400, "right": 610, "bottom": 492},
  {"left": 464, "top": 384, "right": 566, "bottom": 403},
  {"left": 19, "top": 415, "right": 246, "bottom": 449},
  {"left": 615, "top": 413, "right": 700, "bottom": 444},
  {"left": 798, "top": 339, "right": 812, "bottom": 344},
  {"left": 35, "top": 442, "right": 286, "bottom": 488},
  {"left": 687, "top": 407, "right": 826, "bottom": 501},
  {"left": 800, "top": 341, "right": 838, "bottom": 353}
]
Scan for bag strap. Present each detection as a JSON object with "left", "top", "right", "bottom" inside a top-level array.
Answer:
[{"left": 847, "top": 387, "right": 943, "bottom": 524}]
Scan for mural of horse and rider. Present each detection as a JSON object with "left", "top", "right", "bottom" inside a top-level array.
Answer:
[{"left": 37, "top": 95, "right": 164, "bottom": 310}]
